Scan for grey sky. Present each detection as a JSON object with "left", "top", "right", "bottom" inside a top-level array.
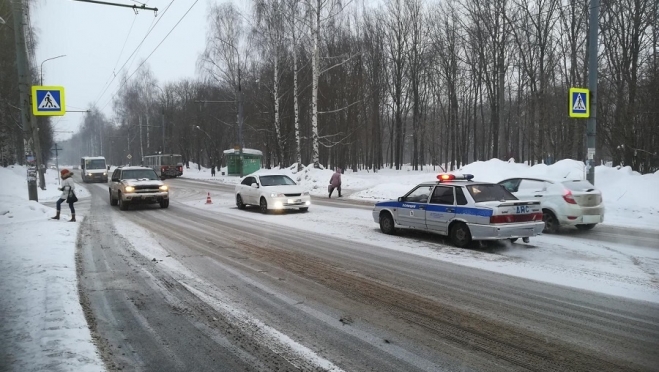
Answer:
[{"left": 33, "top": 0, "right": 245, "bottom": 141}]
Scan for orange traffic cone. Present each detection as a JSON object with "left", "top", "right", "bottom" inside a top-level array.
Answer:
[{"left": 205, "top": 192, "right": 212, "bottom": 204}]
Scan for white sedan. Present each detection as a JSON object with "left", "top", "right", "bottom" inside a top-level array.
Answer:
[
  {"left": 498, "top": 177, "right": 604, "bottom": 233},
  {"left": 235, "top": 174, "right": 311, "bottom": 213}
]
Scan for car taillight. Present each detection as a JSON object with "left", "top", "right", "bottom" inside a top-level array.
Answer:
[
  {"left": 562, "top": 189, "right": 577, "bottom": 204},
  {"left": 490, "top": 215, "right": 513, "bottom": 224},
  {"left": 490, "top": 212, "right": 543, "bottom": 224}
]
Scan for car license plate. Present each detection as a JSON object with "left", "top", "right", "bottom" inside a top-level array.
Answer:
[{"left": 583, "top": 215, "right": 600, "bottom": 223}]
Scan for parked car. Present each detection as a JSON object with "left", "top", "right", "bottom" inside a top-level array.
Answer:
[
  {"left": 109, "top": 166, "right": 169, "bottom": 210},
  {"left": 235, "top": 174, "right": 311, "bottom": 213},
  {"left": 373, "top": 174, "right": 545, "bottom": 248},
  {"left": 497, "top": 177, "right": 604, "bottom": 233}
]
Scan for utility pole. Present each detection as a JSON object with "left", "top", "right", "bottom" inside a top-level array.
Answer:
[
  {"left": 237, "top": 66, "right": 244, "bottom": 177},
  {"left": 12, "top": 0, "right": 45, "bottom": 198},
  {"left": 52, "top": 143, "right": 63, "bottom": 185},
  {"left": 139, "top": 116, "right": 144, "bottom": 163},
  {"left": 586, "top": 0, "right": 600, "bottom": 185},
  {"left": 162, "top": 111, "right": 165, "bottom": 154}
]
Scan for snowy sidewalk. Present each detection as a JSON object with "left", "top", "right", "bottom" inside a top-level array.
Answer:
[{"left": 0, "top": 166, "right": 103, "bottom": 372}]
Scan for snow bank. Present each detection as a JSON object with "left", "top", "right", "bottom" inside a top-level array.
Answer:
[
  {"left": 0, "top": 165, "right": 104, "bottom": 371},
  {"left": 182, "top": 158, "right": 658, "bottom": 229}
]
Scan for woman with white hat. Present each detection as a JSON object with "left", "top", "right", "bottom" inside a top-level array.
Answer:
[{"left": 51, "top": 168, "right": 77, "bottom": 222}]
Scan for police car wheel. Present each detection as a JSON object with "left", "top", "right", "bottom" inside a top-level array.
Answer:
[
  {"left": 379, "top": 213, "right": 396, "bottom": 235},
  {"left": 450, "top": 222, "right": 472, "bottom": 248},
  {"left": 509, "top": 238, "right": 518, "bottom": 243}
]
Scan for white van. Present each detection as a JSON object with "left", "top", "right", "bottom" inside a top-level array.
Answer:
[{"left": 81, "top": 156, "right": 108, "bottom": 183}]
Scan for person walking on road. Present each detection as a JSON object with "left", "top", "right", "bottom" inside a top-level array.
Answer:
[
  {"left": 329, "top": 168, "right": 342, "bottom": 198},
  {"left": 51, "top": 169, "right": 78, "bottom": 222}
]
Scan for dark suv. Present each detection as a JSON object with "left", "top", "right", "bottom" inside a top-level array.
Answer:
[{"left": 109, "top": 166, "right": 169, "bottom": 210}]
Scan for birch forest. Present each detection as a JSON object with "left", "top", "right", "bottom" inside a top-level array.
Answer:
[{"left": 49, "top": 0, "right": 658, "bottom": 173}]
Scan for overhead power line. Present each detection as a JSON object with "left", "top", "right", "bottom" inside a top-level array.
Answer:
[
  {"left": 91, "top": 0, "right": 176, "bottom": 108},
  {"left": 99, "top": 0, "right": 200, "bottom": 113},
  {"left": 72, "top": 0, "right": 158, "bottom": 14}
]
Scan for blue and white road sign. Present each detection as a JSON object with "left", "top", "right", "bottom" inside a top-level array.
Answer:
[
  {"left": 32, "top": 86, "right": 66, "bottom": 116},
  {"left": 569, "top": 87, "right": 589, "bottom": 118}
]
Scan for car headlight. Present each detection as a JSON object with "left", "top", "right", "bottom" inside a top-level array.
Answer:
[
  {"left": 303, "top": 191, "right": 310, "bottom": 196},
  {"left": 87, "top": 173, "right": 92, "bottom": 176},
  {"left": 125, "top": 186, "right": 135, "bottom": 192},
  {"left": 270, "top": 193, "right": 285, "bottom": 198},
  {"left": 103, "top": 172, "right": 107, "bottom": 176},
  {"left": 159, "top": 185, "right": 168, "bottom": 191}
]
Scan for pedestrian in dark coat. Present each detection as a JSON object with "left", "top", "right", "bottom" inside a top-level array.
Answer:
[
  {"left": 51, "top": 169, "right": 77, "bottom": 222},
  {"left": 211, "top": 165, "right": 216, "bottom": 177},
  {"left": 328, "top": 168, "right": 342, "bottom": 198}
]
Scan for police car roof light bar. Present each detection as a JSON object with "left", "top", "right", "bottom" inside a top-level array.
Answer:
[{"left": 437, "top": 173, "right": 474, "bottom": 182}]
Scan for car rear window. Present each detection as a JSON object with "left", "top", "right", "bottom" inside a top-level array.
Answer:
[
  {"left": 562, "top": 180, "right": 596, "bottom": 191},
  {"left": 466, "top": 184, "right": 518, "bottom": 203}
]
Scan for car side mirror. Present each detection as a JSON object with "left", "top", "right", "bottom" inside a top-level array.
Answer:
[
  {"left": 398, "top": 197, "right": 403, "bottom": 202},
  {"left": 251, "top": 183, "right": 259, "bottom": 188}
]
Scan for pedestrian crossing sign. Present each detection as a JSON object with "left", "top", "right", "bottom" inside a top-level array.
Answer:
[
  {"left": 569, "top": 87, "right": 589, "bottom": 118},
  {"left": 32, "top": 86, "right": 66, "bottom": 116}
]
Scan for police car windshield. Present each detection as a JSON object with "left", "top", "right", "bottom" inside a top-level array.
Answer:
[{"left": 467, "top": 184, "right": 517, "bottom": 203}]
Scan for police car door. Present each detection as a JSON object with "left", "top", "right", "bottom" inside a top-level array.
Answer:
[
  {"left": 396, "top": 185, "right": 432, "bottom": 229},
  {"left": 426, "top": 185, "right": 456, "bottom": 235}
]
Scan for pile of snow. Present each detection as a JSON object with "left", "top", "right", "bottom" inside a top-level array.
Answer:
[
  {"left": 0, "top": 165, "right": 103, "bottom": 371},
  {"left": 182, "top": 158, "right": 658, "bottom": 229}
]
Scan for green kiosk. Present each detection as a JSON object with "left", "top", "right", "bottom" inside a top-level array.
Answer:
[{"left": 223, "top": 148, "right": 263, "bottom": 176}]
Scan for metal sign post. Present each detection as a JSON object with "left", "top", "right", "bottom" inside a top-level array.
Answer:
[{"left": 52, "top": 143, "right": 63, "bottom": 185}]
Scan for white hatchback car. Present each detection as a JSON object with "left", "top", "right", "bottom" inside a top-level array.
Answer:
[
  {"left": 498, "top": 177, "right": 604, "bottom": 233},
  {"left": 235, "top": 174, "right": 311, "bottom": 213}
]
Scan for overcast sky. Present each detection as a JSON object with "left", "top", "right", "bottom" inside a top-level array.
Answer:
[{"left": 33, "top": 0, "right": 246, "bottom": 141}]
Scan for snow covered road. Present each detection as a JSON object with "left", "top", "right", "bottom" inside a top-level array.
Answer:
[
  {"left": 76, "top": 179, "right": 659, "bottom": 371},
  {"left": 167, "top": 180, "right": 659, "bottom": 304}
]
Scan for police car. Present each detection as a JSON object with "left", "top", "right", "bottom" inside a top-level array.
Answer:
[{"left": 373, "top": 174, "right": 545, "bottom": 247}]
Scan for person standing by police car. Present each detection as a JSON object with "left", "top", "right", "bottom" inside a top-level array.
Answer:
[
  {"left": 51, "top": 169, "right": 77, "bottom": 222},
  {"left": 329, "top": 168, "right": 342, "bottom": 198}
]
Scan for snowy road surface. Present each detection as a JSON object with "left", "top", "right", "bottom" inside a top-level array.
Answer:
[
  {"left": 172, "top": 177, "right": 659, "bottom": 249},
  {"left": 71, "top": 177, "right": 659, "bottom": 371}
]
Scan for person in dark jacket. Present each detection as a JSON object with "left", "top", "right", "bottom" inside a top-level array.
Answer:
[
  {"left": 51, "top": 169, "right": 77, "bottom": 222},
  {"left": 329, "top": 168, "right": 342, "bottom": 198},
  {"left": 211, "top": 165, "right": 216, "bottom": 177}
]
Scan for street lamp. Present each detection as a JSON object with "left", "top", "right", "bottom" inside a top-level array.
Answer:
[
  {"left": 40, "top": 54, "right": 66, "bottom": 85},
  {"left": 195, "top": 125, "right": 219, "bottom": 168}
]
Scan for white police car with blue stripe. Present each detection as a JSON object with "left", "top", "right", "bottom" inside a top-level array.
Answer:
[{"left": 373, "top": 174, "right": 545, "bottom": 247}]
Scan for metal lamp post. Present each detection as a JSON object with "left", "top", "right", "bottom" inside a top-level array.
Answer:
[{"left": 40, "top": 54, "right": 66, "bottom": 85}]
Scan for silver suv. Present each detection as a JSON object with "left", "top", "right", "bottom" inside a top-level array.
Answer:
[{"left": 109, "top": 166, "right": 169, "bottom": 210}]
